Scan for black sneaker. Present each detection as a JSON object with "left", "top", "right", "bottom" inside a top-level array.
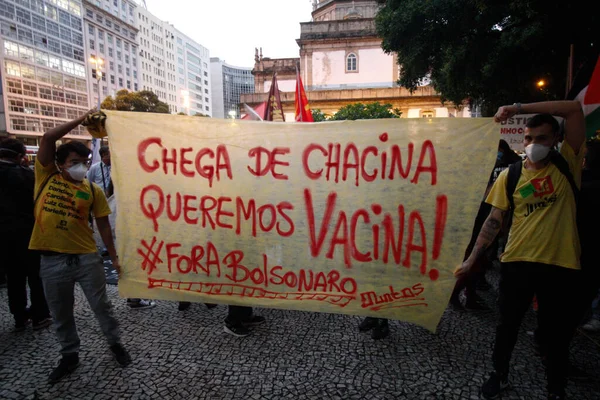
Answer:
[
  {"left": 224, "top": 320, "right": 250, "bottom": 337},
  {"left": 128, "top": 299, "right": 155, "bottom": 310},
  {"left": 14, "top": 318, "right": 31, "bottom": 332},
  {"left": 481, "top": 371, "right": 509, "bottom": 399},
  {"left": 205, "top": 303, "right": 218, "bottom": 309},
  {"left": 242, "top": 315, "right": 266, "bottom": 326},
  {"left": 358, "top": 317, "right": 379, "bottom": 332},
  {"left": 48, "top": 354, "right": 80, "bottom": 384},
  {"left": 178, "top": 302, "right": 191, "bottom": 311},
  {"left": 371, "top": 320, "right": 390, "bottom": 340},
  {"left": 33, "top": 317, "right": 53, "bottom": 331},
  {"left": 110, "top": 343, "right": 132, "bottom": 367}
]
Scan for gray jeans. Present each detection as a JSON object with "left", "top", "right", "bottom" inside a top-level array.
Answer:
[{"left": 40, "top": 253, "right": 120, "bottom": 355}]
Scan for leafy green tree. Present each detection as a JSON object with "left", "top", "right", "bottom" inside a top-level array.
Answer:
[
  {"left": 311, "top": 109, "right": 328, "bottom": 122},
  {"left": 375, "top": 0, "right": 599, "bottom": 115},
  {"left": 329, "top": 102, "right": 402, "bottom": 120},
  {"left": 101, "top": 89, "right": 170, "bottom": 113}
]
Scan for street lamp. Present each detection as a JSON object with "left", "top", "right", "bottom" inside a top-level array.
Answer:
[
  {"left": 228, "top": 110, "right": 236, "bottom": 120},
  {"left": 537, "top": 79, "right": 546, "bottom": 89},
  {"left": 89, "top": 55, "right": 104, "bottom": 109}
]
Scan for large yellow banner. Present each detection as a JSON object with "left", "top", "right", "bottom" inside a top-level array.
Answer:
[{"left": 105, "top": 111, "right": 498, "bottom": 332}]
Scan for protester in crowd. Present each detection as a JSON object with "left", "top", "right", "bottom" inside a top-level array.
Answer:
[
  {"left": 87, "top": 145, "right": 112, "bottom": 197},
  {"left": 456, "top": 100, "right": 585, "bottom": 400},
  {"left": 224, "top": 306, "right": 265, "bottom": 337},
  {"left": 358, "top": 317, "right": 389, "bottom": 340},
  {"left": 0, "top": 139, "right": 52, "bottom": 332},
  {"left": 451, "top": 139, "right": 521, "bottom": 310},
  {"left": 30, "top": 111, "right": 131, "bottom": 383},
  {"left": 88, "top": 145, "right": 155, "bottom": 310},
  {"left": 576, "top": 139, "right": 600, "bottom": 332}
]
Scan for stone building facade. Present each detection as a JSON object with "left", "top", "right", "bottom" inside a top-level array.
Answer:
[{"left": 241, "top": 0, "right": 470, "bottom": 120}]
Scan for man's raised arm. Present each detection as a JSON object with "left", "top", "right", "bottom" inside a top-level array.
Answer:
[{"left": 37, "top": 109, "right": 94, "bottom": 166}]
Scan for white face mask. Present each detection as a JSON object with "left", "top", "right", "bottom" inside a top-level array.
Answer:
[
  {"left": 525, "top": 143, "right": 551, "bottom": 163},
  {"left": 66, "top": 163, "right": 89, "bottom": 181}
]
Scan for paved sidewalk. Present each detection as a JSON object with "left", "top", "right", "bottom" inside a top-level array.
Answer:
[{"left": 1, "top": 270, "right": 599, "bottom": 400}]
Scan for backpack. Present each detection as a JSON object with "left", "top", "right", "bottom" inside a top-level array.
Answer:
[
  {"left": 504, "top": 150, "right": 580, "bottom": 236},
  {"left": 34, "top": 172, "right": 96, "bottom": 228}
]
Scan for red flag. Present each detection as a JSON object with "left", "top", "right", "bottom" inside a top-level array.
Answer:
[
  {"left": 295, "top": 66, "right": 314, "bottom": 122},
  {"left": 263, "top": 73, "right": 285, "bottom": 122}
]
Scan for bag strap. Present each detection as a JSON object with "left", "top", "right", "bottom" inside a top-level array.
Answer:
[
  {"left": 549, "top": 150, "right": 579, "bottom": 203},
  {"left": 34, "top": 171, "right": 59, "bottom": 206},
  {"left": 505, "top": 160, "right": 522, "bottom": 211}
]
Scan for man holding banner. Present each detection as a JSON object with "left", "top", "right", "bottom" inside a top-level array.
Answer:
[
  {"left": 30, "top": 111, "right": 131, "bottom": 383},
  {"left": 457, "top": 100, "right": 585, "bottom": 400}
]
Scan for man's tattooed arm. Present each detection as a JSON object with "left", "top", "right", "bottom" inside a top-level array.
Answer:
[{"left": 469, "top": 207, "right": 505, "bottom": 262}]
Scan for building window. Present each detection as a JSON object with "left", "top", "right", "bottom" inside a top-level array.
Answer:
[
  {"left": 89, "top": 39, "right": 95, "bottom": 50},
  {"left": 111, "top": 75, "right": 115, "bottom": 84},
  {"left": 346, "top": 53, "right": 357, "bottom": 72},
  {"left": 88, "top": 25, "right": 94, "bottom": 35},
  {"left": 421, "top": 110, "right": 434, "bottom": 118},
  {"left": 118, "top": 77, "right": 123, "bottom": 87}
]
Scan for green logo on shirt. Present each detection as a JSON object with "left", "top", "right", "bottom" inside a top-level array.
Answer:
[
  {"left": 519, "top": 183, "right": 536, "bottom": 199},
  {"left": 75, "top": 190, "right": 90, "bottom": 200}
]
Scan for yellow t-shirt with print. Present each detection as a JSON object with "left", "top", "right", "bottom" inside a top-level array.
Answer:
[
  {"left": 485, "top": 141, "right": 584, "bottom": 270},
  {"left": 29, "top": 159, "right": 111, "bottom": 254}
]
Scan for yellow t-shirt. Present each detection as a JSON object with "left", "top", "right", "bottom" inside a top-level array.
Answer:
[
  {"left": 485, "top": 142, "right": 584, "bottom": 270},
  {"left": 29, "top": 159, "right": 111, "bottom": 254}
]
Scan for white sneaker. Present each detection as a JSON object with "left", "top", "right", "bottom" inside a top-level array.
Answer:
[{"left": 582, "top": 318, "right": 600, "bottom": 332}]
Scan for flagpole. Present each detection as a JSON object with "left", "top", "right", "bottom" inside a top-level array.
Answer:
[{"left": 296, "top": 62, "right": 303, "bottom": 122}]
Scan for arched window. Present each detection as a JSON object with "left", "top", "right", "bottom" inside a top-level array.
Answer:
[{"left": 346, "top": 53, "right": 357, "bottom": 72}]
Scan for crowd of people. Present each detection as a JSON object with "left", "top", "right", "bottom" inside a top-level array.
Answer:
[{"left": 1, "top": 100, "right": 598, "bottom": 400}]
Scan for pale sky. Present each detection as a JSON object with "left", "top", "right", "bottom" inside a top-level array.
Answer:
[{"left": 144, "top": 0, "right": 315, "bottom": 68}]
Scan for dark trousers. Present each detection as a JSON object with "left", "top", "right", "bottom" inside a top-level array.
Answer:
[
  {"left": 227, "top": 306, "right": 252, "bottom": 323},
  {"left": 492, "top": 262, "right": 580, "bottom": 396},
  {"left": 1, "top": 233, "right": 49, "bottom": 324}
]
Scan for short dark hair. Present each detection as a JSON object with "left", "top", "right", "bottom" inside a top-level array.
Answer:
[
  {"left": 99, "top": 146, "right": 110, "bottom": 157},
  {"left": 498, "top": 139, "right": 511, "bottom": 153},
  {"left": 56, "top": 141, "right": 91, "bottom": 164},
  {"left": 526, "top": 113, "right": 560, "bottom": 136},
  {"left": 0, "top": 138, "right": 26, "bottom": 159}
]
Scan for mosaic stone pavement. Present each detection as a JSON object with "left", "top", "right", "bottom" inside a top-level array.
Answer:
[{"left": 1, "top": 265, "right": 599, "bottom": 400}]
